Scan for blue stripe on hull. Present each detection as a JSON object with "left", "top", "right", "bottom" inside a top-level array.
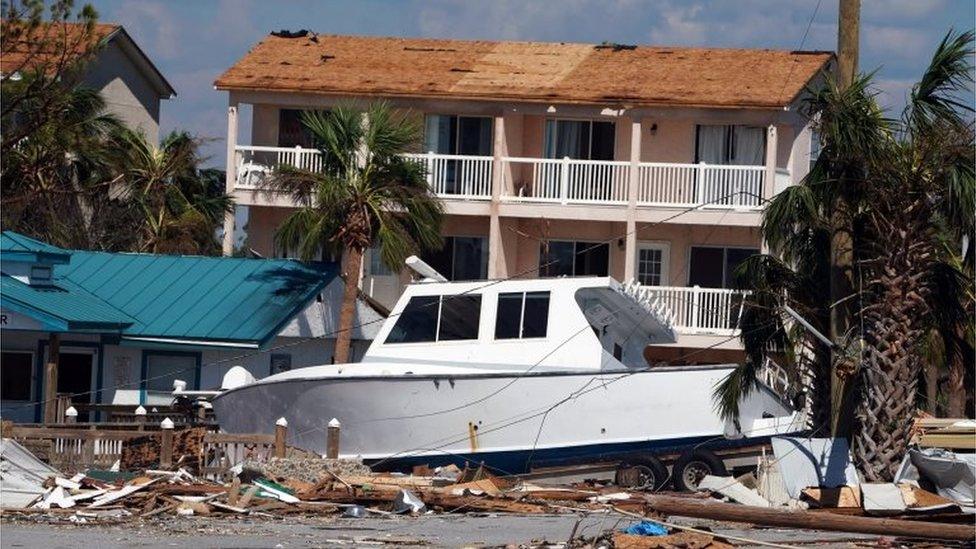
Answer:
[{"left": 367, "top": 432, "right": 803, "bottom": 474}]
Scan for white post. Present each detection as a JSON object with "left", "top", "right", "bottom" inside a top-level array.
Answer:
[
  {"left": 488, "top": 114, "right": 506, "bottom": 279},
  {"left": 560, "top": 156, "right": 570, "bottom": 204},
  {"left": 427, "top": 150, "right": 436, "bottom": 192},
  {"left": 762, "top": 124, "right": 778, "bottom": 254},
  {"left": 695, "top": 162, "right": 705, "bottom": 206},
  {"left": 691, "top": 285, "right": 702, "bottom": 331},
  {"left": 221, "top": 102, "right": 239, "bottom": 256},
  {"left": 625, "top": 117, "right": 641, "bottom": 281}
]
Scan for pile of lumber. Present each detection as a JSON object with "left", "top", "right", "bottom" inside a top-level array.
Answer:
[{"left": 912, "top": 416, "right": 976, "bottom": 450}]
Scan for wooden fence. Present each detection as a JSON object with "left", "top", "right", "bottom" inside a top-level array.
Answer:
[{"left": 1, "top": 420, "right": 287, "bottom": 479}]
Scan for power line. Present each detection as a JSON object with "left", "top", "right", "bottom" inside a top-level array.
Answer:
[{"left": 12, "top": 189, "right": 772, "bottom": 414}]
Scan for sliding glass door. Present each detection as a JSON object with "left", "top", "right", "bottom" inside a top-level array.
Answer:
[
  {"left": 424, "top": 115, "right": 492, "bottom": 195},
  {"left": 544, "top": 119, "right": 615, "bottom": 160},
  {"left": 695, "top": 125, "right": 766, "bottom": 206}
]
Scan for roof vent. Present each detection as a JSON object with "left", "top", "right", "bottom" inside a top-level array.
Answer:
[{"left": 28, "top": 265, "right": 52, "bottom": 285}]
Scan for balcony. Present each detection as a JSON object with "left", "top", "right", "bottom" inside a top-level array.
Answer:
[
  {"left": 233, "top": 146, "right": 771, "bottom": 212},
  {"left": 640, "top": 285, "right": 749, "bottom": 336}
]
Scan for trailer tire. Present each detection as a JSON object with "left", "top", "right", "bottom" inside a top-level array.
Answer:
[
  {"left": 614, "top": 457, "right": 669, "bottom": 491},
  {"left": 672, "top": 450, "right": 726, "bottom": 492}
]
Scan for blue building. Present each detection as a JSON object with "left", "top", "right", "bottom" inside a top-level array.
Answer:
[{"left": 0, "top": 231, "right": 383, "bottom": 422}]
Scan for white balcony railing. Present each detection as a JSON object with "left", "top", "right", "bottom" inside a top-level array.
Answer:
[
  {"left": 500, "top": 156, "right": 630, "bottom": 205},
  {"left": 638, "top": 163, "right": 765, "bottom": 209},
  {"left": 402, "top": 152, "right": 493, "bottom": 200},
  {"left": 235, "top": 145, "right": 325, "bottom": 190},
  {"left": 639, "top": 285, "right": 749, "bottom": 336},
  {"left": 637, "top": 162, "right": 766, "bottom": 209},
  {"left": 233, "top": 146, "right": 769, "bottom": 210}
]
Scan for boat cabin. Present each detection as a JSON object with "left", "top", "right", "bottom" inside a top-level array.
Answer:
[{"left": 363, "top": 276, "right": 676, "bottom": 371}]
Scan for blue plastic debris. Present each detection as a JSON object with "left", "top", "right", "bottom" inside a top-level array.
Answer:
[{"left": 622, "top": 521, "right": 668, "bottom": 536}]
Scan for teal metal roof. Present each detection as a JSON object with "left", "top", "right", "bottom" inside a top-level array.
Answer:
[
  {"left": 56, "top": 251, "right": 336, "bottom": 346},
  {"left": 0, "top": 231, "right": 70, "bottom": 264},
  {"left": 1, "top": 274, "right": 135, "bottom": 332}
]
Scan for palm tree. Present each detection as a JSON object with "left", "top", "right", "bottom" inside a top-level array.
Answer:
[
  {"left": 109, "top": 129, "right": 234, "bottom": 254},
  {"left": 265, "top": 102, "right": 444, "bottom": 364},
  {"left": 1, "top": 81, "right": 123, "bottom": 248},
  {"left": 715, "top": 30, "right": 974, "bottom": 480}
]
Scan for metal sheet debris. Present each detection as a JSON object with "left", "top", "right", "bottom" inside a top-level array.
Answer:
[
  {"left": 895, "top": 447, "right": 976, "bottom": 510},
  {"left": 770, "top": 437, "right": 860, "bottom": 499},
  {"left": 698, "top": 475, "right": 770, "bottom": 507},
  {"left": 861, "top": 483, "right": 907, "bottom": 514},
  {"left": 0, "top": 438, "right": 61, "bottom": 508}
]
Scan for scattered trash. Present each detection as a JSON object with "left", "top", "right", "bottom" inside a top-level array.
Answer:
[
  {"left": 621, "top": 520, "right": 668, "bottom": 536},
  {"left": 393, "top": 489, "right": 426, "bottom": 514},
  {"left": 342, "top": 505, "right": 367, "bottom": 518}
]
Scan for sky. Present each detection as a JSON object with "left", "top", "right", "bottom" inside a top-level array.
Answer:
[{"left": 87, "top": 0, "right": 975, "bottom": 168}]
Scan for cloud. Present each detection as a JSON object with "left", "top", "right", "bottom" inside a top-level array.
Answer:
[{"left": 110, "top": 0, "right": 181, "bottom": 60}]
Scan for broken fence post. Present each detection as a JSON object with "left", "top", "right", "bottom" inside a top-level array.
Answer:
[
  {"left": 160, "top": 417, "right": 175, "bottom": 469},
  {"left": 65, "top": 406, "right": 78, "bottom": 424},
  {"left": 135, "top": 405, "right": 147, "bottom": 431},
  {"left": 274, "top": 417, "right": 288, "bottom": 458},
  {"left": 326, "top": 418, "right": 341, "bottom": 459}
]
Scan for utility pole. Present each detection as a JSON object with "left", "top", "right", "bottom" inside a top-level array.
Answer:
[
  {"left": 836, "top": 0, "right": 860, "bottom": 88},
  {"left": 829, "top": 0, "right": 860, "bottom": 438}
]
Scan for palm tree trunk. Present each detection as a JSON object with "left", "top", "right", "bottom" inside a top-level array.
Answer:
[
  {"left": 334, "top": 246, "right": 364, "bottom": 364},
  {"left": 853, "top": 201, "right": 933, "bottom": 481},
  {"left": 946, "top": 323, "right": 967, "bottom": 417}
]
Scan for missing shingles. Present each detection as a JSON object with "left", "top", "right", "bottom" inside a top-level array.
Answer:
[
  {"left": 450, "top": 67, "right": 475, "bottom": 73},
  {"left": 321, "top": 54, "right": 335, "bottom": 62},
  {"left": 404, "top": 46, "right": 458, "bottom": 52},
  {"left": 271, "top": 29, "right": 310, "bottom": 39},
  {"left": 594, "top": 42, "right": 637, "bottom": 52}
]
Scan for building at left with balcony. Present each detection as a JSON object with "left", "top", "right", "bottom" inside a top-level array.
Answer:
[
  {"left": 0, "top": 231, "right": 384, "bottom": 423},
  {"left": 216, "top": 32, "right": 832, "bottom": 364}
]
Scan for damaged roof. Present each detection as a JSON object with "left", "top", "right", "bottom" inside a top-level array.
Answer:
[
  {"left": 0, "top": 21, "right": 176, "bottom": 98},
  {"left": 215, "top": 33, "right": 833, "bottom": 109}
]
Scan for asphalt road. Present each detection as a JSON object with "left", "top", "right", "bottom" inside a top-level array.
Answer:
[{"left": 0, "top": 513, "right": 883, "bottom": 548}]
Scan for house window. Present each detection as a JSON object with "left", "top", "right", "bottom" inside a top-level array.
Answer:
[
  {"left": 637, "top": 243, "right": 670, "bottom": 286},
  {"left": 494, "top": 291, "right": 550, "bottom": 340},
  {"left": 540, "top": 241, "right": 609, "bottom": 277},
  {"left": 385, "top": 295, "right": 482, "bottom": 344},
  {"left": 278, "top": 109, "right": 321, "bottom": 148},
  {"left": 143, "top": 352, "right": 198, "bottom": 403},
  {"left": 422, "top": 236, "right": 488, "bottom": 281},
  {"left": 544, "top": 119, "right": 615, "bottom": 160},
  {"left": 1, "top": 351, "right": 32, "bottom": 400},
  {"left": 809, "top": 128, "right": 822, "bottom": 172},
  {"left": 367, "top": 246, "right": 394, "bottom": 277},
  {"left": 688, "top": 246, "right": 759, "bottom": 289},
  {"left": 695, "top": 125, "right": 766, "bottom": 166}
]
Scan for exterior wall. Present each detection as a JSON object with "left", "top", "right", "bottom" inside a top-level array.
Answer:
[
  {"left": 83, "top": 42, "right": 162, "bottom": 142},
  {"left": 0, "top": 328, "right": 366, "bottom": 422}
]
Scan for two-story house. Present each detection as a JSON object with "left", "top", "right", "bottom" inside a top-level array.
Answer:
[
  {"left": 1, "top": 22, "right": 175, "bottom": 142},
  {"left": 215, "top": 33, "right": 832, "bottom": 363}
]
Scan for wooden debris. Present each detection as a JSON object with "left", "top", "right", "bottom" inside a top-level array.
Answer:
[{"left": 801, "top": 486, "right": 862, "bottom": 508}]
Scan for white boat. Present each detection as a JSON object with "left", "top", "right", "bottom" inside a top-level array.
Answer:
[{"left": 212, "top": 272, "right": 803, "bottom": 475}]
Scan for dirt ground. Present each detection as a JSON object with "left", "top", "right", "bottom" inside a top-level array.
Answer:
[{"left": 0, "top": 513, "right": 886, "bottom": 548}]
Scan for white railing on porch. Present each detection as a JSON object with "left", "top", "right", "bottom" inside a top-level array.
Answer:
[
  {"left": 500, "top": 156, "right": 630, "bottom": 205},
  {"left": 233, "top": 146, "right": 768, "bottom": 210},
  {"left": 402, "top": 152, "right": 493, "bottom": 199},
  {"left": 637, "top": 162, "right": 765, "bottom": 209},
  {"left": 235, "top": 145, "right": 325, "bottom": 190},
  {"left": 640, "top": 285, "right": 750, "bottom": 336}
]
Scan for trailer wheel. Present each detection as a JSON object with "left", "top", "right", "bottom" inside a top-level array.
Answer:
[
  {"left": 614, "top": 457, "right": 669, "bottom": 491},
  {"left": 672, "top": 450, "right": 726, "bottom": 492}
]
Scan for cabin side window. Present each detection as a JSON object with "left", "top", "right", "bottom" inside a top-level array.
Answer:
[
  {"left": 386, "top": 295, "right": 482, "bottom": 344},
  {"left": 494, "top": 291, "right": 550, "bottom": 340}
]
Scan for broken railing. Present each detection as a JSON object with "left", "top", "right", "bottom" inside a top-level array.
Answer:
[{"left": 1, "top": 417, "right": 287, "bottom": 478}]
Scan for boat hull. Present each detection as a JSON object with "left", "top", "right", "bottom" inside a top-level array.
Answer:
[{"left": 211, "top": 366, "right": 800, "bottom": 474}]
